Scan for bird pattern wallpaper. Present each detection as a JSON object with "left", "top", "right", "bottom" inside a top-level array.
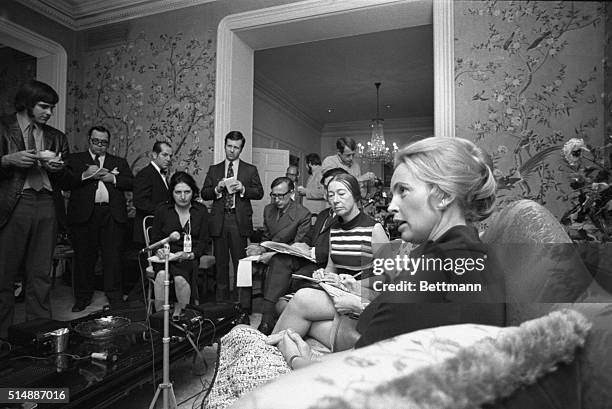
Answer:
[{"left": 455, "top": 1, "right": 607, "bottom": 217}]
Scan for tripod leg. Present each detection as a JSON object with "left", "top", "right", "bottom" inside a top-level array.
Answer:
[
  {"left": 168, "top": 384, "right": 178, "bottom": 409},
  {"left": 148, "top": 385, "right": 162, "bottom": 409}
]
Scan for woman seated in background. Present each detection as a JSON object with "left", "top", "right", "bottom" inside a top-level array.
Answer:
[
  {"left": 205, "top": 137, "right": 503, "bottom": 408},
  {"left": 271, "top": 172, "right": 389, "bottom": 349},
  {"left": 150, "top": 171, "right": 209, "bottom": 319}
]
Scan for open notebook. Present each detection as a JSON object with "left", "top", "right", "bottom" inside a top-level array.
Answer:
[
  {"left": 260, "top": 241, "right": 316, "bottom": 262},
  {"left": 291, "top": 274, "right": 352, "bottom": 297}
]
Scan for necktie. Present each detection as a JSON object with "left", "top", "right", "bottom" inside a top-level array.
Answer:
[
  {"left": 27, "top": 124, "right": 44, "bottom": 191},
  {"left": 94, "top": 154, "right": 101, "bottom": 167},
  {"left": 224, "top": 162, "right": 234, "bottom": 210},
  {"left": 27, "top": 124, "right": 36, "bottom": 151}
]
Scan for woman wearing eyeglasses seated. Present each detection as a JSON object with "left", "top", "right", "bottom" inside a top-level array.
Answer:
[
  {"left": 204, "top": 137, "right": 503, "bottom": 408},
  {"left": 150, "top": 171, "right": 209, "bottom": 320},
  {"left": 269, "top": 172, "right": 389, "bottom": 349}
]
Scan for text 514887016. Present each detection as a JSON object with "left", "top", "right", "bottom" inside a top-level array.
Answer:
[{"left": 0, "top": 388, "right": 69, "bottom": 403}]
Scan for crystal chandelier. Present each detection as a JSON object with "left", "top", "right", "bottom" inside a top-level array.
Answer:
[{"left": 358, "top": 82, "right": 398, "bottom": 164}]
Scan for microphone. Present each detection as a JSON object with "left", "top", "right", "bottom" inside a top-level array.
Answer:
[{"left": 140, "top": 231, "right": 181, "bottom": 253}]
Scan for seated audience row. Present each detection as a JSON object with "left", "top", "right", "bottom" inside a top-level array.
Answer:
[{"left": 205, "top": 136, "right": 505, "bottom": 408}]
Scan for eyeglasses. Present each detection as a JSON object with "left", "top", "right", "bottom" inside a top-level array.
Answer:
[
  {"left": 90, "top": 138, "right": 109, "bottom": 146},
  {"left": 270, "top": 191, "right": 291, "bottom": 199}
]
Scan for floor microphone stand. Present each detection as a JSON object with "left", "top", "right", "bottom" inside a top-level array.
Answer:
[{"left": 149, "top": 243, "right": 177, "bottom": 409}]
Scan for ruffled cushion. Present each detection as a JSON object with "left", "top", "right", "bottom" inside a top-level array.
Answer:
[
  {"left": 233, "top": 310, "right": 589, "bottom": 409},
  {"left": 233, "top": 323, "right": 505, "bottom": 409}
]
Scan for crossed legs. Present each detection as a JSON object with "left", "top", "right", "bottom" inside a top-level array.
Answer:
[{"left": 272, "top": 288, "right": 336, "bottom": 349}]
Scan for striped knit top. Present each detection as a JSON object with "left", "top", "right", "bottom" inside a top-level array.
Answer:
[{"left": 329, "top": 211, "right": 378, "bottom": 276}]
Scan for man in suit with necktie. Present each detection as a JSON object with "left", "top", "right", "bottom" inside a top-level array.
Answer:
[
  {"left": 254, "top": 168, "right": 346, "bottom": 334},
  {"left": 66, "top": 126, "right": 133, "bottom": 312},
  {"left": 133, "top": 140, "right": 173, "bottom": 244},
  {"left": 247, "top": 176, "right": 311, "bottom": 256},
  {"left": 202, "top": 131, "right": 263, "bottom": 304},
  {"left": 0, "top": 80, "right": 71, "bottom": 338}
]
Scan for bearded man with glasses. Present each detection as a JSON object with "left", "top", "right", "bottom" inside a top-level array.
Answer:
[{"left": 65, "top": 125, "right": 133, "bottom": 312}]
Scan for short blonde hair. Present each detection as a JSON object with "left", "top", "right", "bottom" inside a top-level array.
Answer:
[{"left": 395, "top": 137, "right": 496, "bottom": 222}]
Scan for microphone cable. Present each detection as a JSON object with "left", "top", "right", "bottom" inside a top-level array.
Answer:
[{"left": 200, "top": 338, "right": 222, "bottom": 409}]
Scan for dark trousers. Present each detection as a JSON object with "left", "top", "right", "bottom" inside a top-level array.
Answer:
[
  {"left": 263, "top": 254, "right": 318, "bottom": 304},
  {"left": 0, "top": 190, "right": 56, "bottom": 338},
  {"left": 70, "top": 205, "right": 124, "bottom": 303},
  {"left": 212, "top": 213, "right": 247, "bottom": 307}
]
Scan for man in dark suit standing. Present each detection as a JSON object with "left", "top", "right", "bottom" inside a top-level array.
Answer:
[
  {"left": 133, "top": 140, "right": 173, "bottom": 243},
  {"left": 202, "top": 131, "right": 263, "bottom": 304},
  {"left": 0, "top": 80, "right": 71, "bottom": 338},
  {"left": 66, "top": 126, "right": 133, "bottom": 312}
]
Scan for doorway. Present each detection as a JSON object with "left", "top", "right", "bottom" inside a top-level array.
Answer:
[
  {"left": 0, "top": 18, "right": 67, "bottom": 131},
  {"left": 212, "top": 0, "right": 454, "bottom": 163}
]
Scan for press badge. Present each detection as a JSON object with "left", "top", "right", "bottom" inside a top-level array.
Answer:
[{"left": 183, "top": 234, "right": 192, "bottom": 253}]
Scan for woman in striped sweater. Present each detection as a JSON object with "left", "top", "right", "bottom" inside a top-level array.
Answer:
[{"left": 271, "top": 173, "right": 388, "bottom": 349}]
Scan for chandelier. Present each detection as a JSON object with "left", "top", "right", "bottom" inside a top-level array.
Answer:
[{"left": 358, "top": 82, "right": 398, "bottom": 164}]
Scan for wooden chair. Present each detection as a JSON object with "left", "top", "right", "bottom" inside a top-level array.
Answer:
[
  {"left": 194, "top": 253, "right": 215, "bottom": 305},
  {"left": 144, "top": 215, "right": 216, "bottom": 307},
  {"left": 142, "top": 215, "right": 156, "bottom": 315},
  {"left": 51, "top": 243, "right": 75, "bottom": 292}
]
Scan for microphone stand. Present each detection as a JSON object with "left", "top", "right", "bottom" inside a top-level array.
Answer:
[{"left": 149, "top": 243, "right": 177, "bottom": 409}]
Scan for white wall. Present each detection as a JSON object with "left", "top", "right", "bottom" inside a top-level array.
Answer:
[
  {"left": 320, "top": 116, "right": 434, "bottom": 157},
  {"left": 252, "top": 84, "right": 322, "bottom": 184},
  {"left": 320, "top": 116, "right": 434, "bottom": 177}
]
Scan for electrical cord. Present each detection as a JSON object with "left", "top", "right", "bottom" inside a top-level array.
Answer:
[
  {"left": 200, "top": 336, "right": 222, "bottom": 409},
  {"left": 0, "top": 339, "right": 12, "bottom": 359},
  {"left": 9, "top": 352, "right": 90, "bottom": 361}
]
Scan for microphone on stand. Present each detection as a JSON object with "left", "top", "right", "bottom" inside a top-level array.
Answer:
[{"left": 140, "top": 231, "right": 181, "bottom": 253}]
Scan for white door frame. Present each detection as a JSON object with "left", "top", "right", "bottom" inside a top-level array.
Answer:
[
  {"left": 213, "top": 0, "right": 454, "bottom": 163},
  {"left": 0, "top": 18, "right": 67, "bottom": 131}
]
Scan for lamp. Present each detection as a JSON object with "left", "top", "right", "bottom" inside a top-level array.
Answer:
[{"left": 358, "top": 82, "right": 398, "bottom": 164}]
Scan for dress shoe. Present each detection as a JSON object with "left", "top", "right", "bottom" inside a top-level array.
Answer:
[
  {"left": 71, "top": 300, "right": 88, "bottom": 312},
  {"left": 257, "top": 321, "right": 273, "bottom": 335}
]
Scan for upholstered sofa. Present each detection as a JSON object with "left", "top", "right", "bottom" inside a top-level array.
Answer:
[{"left": 231, "top": 200, "right": 612, "bottom": 409}]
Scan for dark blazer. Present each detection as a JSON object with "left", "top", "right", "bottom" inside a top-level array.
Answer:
[
  {"left": 150, "top": 202, "right": 210, "bottom": 259},
  {"left": 262, "top": 200, "right": 311, "bottom": 244},
  {"left": 65, "top": 151, "right": 133, "bottom": 224},
  {"left": 0, "top": 114, "right": 71, "bottom": 229},
  {"left": 355, "top": 226, "right": 506, "bottom": 348},
  {"left": 133, "top": 163, "right": 170, "bottom": 242},
  {"left": 201, "top": 159, "right": 263, "bottom": 237},
  {"left": 305, "top": 208, "right": 338, "bottom": 266}
]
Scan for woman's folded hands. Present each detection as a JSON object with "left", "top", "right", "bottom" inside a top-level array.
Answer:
[{"left": 267, "top": 328, "right": 314, "bottom": 370}]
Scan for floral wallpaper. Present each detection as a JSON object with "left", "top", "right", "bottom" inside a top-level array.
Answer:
[
  {"left": 455, "top": 1, "right": 606, "bottom": 217},
  {"left": 67, "top": 31, "right": 216, "bottom": 176}
]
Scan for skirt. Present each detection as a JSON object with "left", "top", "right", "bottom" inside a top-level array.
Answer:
[{"left": 205, "top": 326, "right": 291, "bottom": 409}]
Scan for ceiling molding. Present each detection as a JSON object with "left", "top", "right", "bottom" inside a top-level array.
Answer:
[{"left": 16, "top": 0, "right": 218, "bottom": 30}]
